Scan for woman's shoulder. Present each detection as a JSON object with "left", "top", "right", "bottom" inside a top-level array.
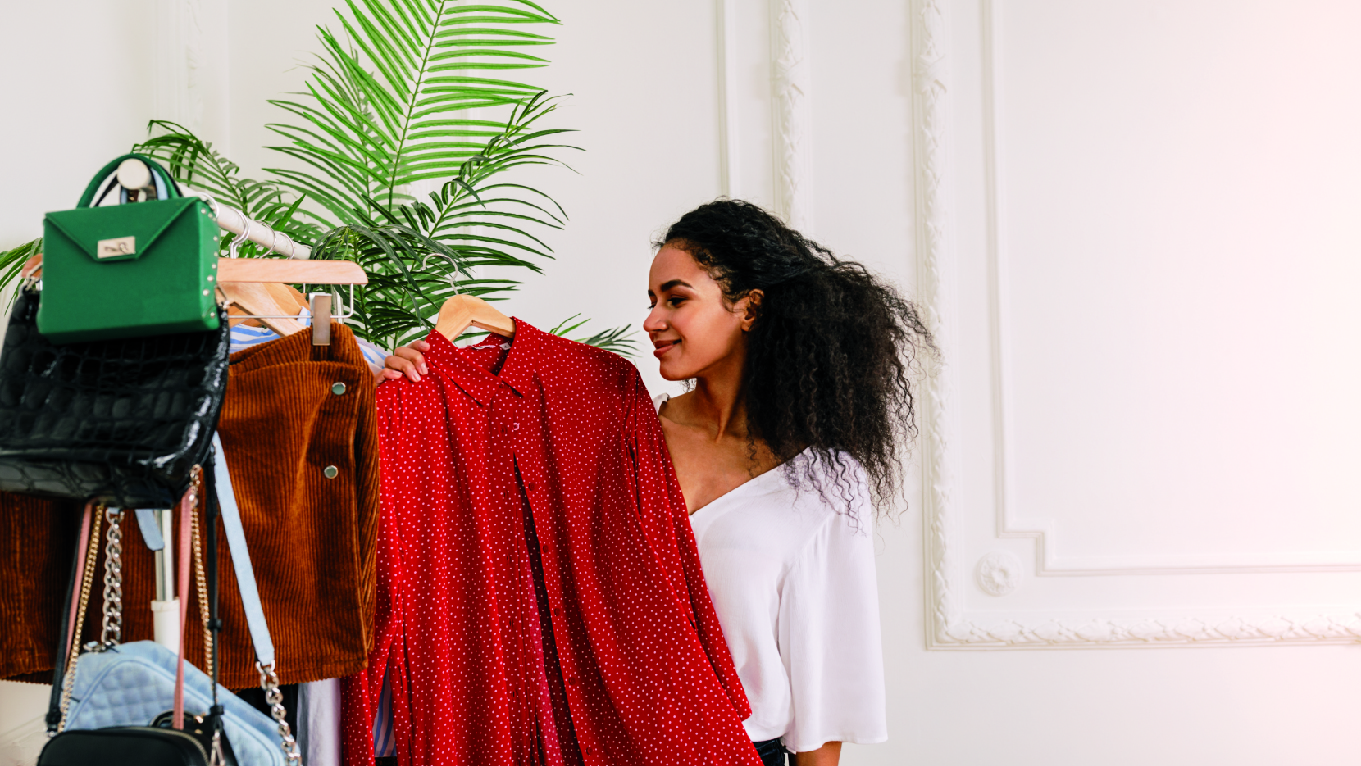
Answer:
[{"left": 781, "top": 450, "right": 874, "bottom": 533}]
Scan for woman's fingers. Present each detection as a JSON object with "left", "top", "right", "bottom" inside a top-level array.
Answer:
[
  {"left": 384, "top": 341, "right": 431, "bottom": 382},
  {"left": 393, "top": 347, "right": 428, "bottom": 375},
  {"left": 384, "top": 354, "right": 421, "bottom": 382}
]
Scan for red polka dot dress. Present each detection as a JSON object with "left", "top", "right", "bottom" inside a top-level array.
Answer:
[{"left": 341, "top": 321, "right": 760, "bottom": 766}]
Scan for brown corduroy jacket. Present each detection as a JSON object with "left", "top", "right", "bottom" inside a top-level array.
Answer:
[{"left": 0, "top": 324, "right": 380, "bottom": 688}]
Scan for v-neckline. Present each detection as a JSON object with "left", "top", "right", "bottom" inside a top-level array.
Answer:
[
  {"left": 655, "top": 393, "right": 803, "bottom": 518},
  {"left": 688, "top": 464, "right": 785, "bottom": 519}
]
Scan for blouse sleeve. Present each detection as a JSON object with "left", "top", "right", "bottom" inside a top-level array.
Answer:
[
  {"left": 778, "top": 481, "right": 888, "bottom": 752},
  {"left": 623, "top": 374, "right": 753, "bottom": 719}
]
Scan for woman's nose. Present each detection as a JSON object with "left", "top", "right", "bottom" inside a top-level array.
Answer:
[{"left": 643, "top": 306, "right": 666, "bottom": 333}]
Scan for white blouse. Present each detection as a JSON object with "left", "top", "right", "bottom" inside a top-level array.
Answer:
[{"left": 655, "top": 396, "right": 887, "bottom": 752}]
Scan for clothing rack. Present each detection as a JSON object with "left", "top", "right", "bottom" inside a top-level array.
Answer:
[
  {"left": 109, "top": 159, "right": 312, "bottom": 260},
  {"left": 193, "top": 193, "right": 312, "bottom": 260}
]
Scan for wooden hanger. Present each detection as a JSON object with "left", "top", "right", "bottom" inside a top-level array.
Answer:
[
  {"left": 217, "top": 258, "right": 368, "bottom": 345},
  {"left": 435, "top": 294, "right": 516, "bottom": 342},
  {"left": 216, "top": 258, "right": 366, "bottom": 285},
  {"left": 220, "top": 283, "right": 307, "bottom": 336}
]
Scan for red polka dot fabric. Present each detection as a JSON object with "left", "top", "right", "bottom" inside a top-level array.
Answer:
[{"left": 341, "top": 320, "right": 760, "bottom": 766}]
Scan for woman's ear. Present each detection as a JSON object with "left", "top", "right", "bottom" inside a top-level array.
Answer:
[{"left": 738, "top": 289, "right": 763, "bottom": 332}]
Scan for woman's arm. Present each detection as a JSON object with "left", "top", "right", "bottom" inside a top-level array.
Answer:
[{"left": 794, "top": 741, "right": 841, "bottom": 766}]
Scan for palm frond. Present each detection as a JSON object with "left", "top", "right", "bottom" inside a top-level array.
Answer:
[
  {"left": 0, "top": 238, "right": 41, "bottom": 310},
  {"left": 548, "top": 314, "right": 638, "bottom": 358},
  {"left": 135, "top": 122, "right": 325, "bottom": 256},
  {"left": 267, "top": 0, "right": 566, "bottom": 217}
]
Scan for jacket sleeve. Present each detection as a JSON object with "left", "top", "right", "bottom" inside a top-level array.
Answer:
[{"left": 623, "top": 374, "right": 753, "bottom": 719}]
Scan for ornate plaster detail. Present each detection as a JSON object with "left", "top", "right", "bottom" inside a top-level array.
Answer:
[
  {"left": 772, "top": 0, "right": 812, "bottom": 230},
  {"left": 934, "top": 612, "right": 1361, "bottom": 648},
  {"left": 975, "top": 552, "right": 1023, "bottom": 597},
  {"left": 911, "top": 0, "right": 965, "bottom": 647}
]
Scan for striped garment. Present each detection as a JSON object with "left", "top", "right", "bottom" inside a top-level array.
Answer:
[
  {"left": 228, "top": 309, "right": 388, "bottom": 369},
  {"left": 373, "top": 674, "right": 396, "bottom": 757}
]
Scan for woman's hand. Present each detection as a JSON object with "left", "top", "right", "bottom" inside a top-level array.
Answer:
[{"left": 383, "top": 340, "right": 430, "bottom": 382}]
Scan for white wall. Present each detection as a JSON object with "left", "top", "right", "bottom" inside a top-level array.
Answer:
[
  {"left": 0, "top": 2, "right": 158, "bottom": 250},
  {"left": 2, "top": 1, "right": 1359, "bottom": 764}
]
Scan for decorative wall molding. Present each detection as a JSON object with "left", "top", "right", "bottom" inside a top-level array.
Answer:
[
  {"left": 772, "top": 0, "right": 812, "bottom": 230},
  {"left": 911, "top": 0, "right": 960, "bottom": 648},
  {"left": 717, "top": 0, "right": 741, "bottom": 198},
  {"left": 938, "top": 611, "right": 1361, "bottom": 649},
  {"left": 977, "top": 0, "right": 1361, "bottom": 579},
  {"left": 975, "top": 552, "right": 1022, "bottom": 597},
  {"left": 918, "top": 0, "right": 1361, "bottom": 648},
  {"left": 153, "top": 0, "right": 207, "bottom": 134}
]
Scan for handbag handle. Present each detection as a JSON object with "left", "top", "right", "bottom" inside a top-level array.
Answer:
[
  {"left": 209, "top": 434, "right": 302, "bottom": 765},
  {"left": 74, "top": 153, "right": 183, "bottom": 208}
]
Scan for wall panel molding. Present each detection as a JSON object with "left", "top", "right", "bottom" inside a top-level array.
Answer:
[
  {"left": 978, "top": 0, "right": 1361, "bottom": 578},
  {"left": 772, "top": 0, "right": 812, "bottom": 230},
  {"left": 918, "top": 0, "right": 1361, "bottom": 649},
  {"left": 911, "top": 0, "right": 961, "bottom": 649},
  {"left": 717, "top": 0, "right": 741, "bottom": 198},
  {"left": 153, "top": 0, "right": 207, "bottom": 133}
]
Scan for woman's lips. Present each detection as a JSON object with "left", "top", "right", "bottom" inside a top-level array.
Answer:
[{"left": 652, "top": 340, "right": 678, "bottom": 359}]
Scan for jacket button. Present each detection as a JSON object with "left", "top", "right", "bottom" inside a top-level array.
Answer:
[
  {"left": 323, "top": 465, "right": 338, "bottom": 479},
  {"left": 331, "top": 382, "right": 347, "bottom": 395}
]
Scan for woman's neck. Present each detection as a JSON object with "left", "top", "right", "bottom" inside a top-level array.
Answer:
[{"left": 688, "top": 371, "right": 748, "bottom": 443}]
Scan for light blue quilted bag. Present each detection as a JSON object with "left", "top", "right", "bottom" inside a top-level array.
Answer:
[
  {"left": 63, "top": 643, "right": 282, "bottom": 766},
  {"left": 55, "top": 435, "right": 297, "bottom": 766}
]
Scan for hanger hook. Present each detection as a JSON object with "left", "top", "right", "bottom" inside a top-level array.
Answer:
[
  {"left": 419, "top": 252, "right": 466, "bottom": 295},
  {"left": 229, "top": 217, "right": 252, "bottom": 259}
]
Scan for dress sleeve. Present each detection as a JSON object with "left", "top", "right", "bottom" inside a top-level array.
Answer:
[
  {"left": 623, "top": 373, "right": 753, "bottom": 719},
  {"left": 779, "top": 482, "right": 887, "bottom": 752}
]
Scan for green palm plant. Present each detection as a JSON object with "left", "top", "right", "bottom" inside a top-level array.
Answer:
[{"left": 1, "top": 0, "right": 634, "bottom": 355}]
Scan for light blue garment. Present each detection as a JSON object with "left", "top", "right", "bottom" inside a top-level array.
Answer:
[{"left": 229, "top": 309, "right": 388, "bottom": 368}]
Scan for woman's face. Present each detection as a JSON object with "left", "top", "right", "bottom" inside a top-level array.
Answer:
[{"left": 645, "top": 244, "right": 756, "bottom": 381}]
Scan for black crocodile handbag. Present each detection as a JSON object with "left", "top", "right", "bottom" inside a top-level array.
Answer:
[{"left": 0, "top": 286, "right": 230, "bottom": 508}]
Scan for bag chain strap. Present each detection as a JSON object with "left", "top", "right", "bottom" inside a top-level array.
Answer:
[
  {"left": 257, "top": 662, "right": 301, "bottom": 766},
  {"left": 191, "top": 482, "right": 213, "bottom": 679},
  {"left": 55, "top": 475, "right": 301, "bottom": 766},
  {"left": 98, "top": 508, "right": 124, "bottom": 647},
  {"left": 56, "top": 504, "right": 107, "bottom": 731}
]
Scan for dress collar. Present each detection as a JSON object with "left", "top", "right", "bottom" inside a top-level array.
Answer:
[{"left": 420, "top": 317, "right": 545, "bottom": 406}]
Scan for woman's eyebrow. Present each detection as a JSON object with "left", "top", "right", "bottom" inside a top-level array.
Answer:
[{"left": 659, "top": 279, "right": 693, "bottom": 292}]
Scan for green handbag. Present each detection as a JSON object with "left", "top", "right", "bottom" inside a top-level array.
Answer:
[{"left": 39, "top": 154, "right": 220, "bottom": 343}]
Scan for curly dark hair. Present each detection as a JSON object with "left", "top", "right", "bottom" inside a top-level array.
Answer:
[{"left": 657, "top": 199, "right": 935, "bottom": 518}]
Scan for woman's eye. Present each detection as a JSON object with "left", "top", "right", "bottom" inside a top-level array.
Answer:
[{"left": 667, "top": 297, "right": 684, "bottom": 307}]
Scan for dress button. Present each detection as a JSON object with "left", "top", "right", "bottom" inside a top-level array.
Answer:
[
  {"left": 568, "top": 675, "right": 578, "bottom": 685},
  {"left": 526, "top": 482, "right": 536, "bottom": 491},
  {"left": 323, "top": 465, "right": 339, "bottom": 479},
  {"left": 331, "top": 382, "right": 347, "bottom": 395}
]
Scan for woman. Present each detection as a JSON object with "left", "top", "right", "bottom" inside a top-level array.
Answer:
[{"left": 386, "top": 200, "right": 933, "bottom": 766}]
